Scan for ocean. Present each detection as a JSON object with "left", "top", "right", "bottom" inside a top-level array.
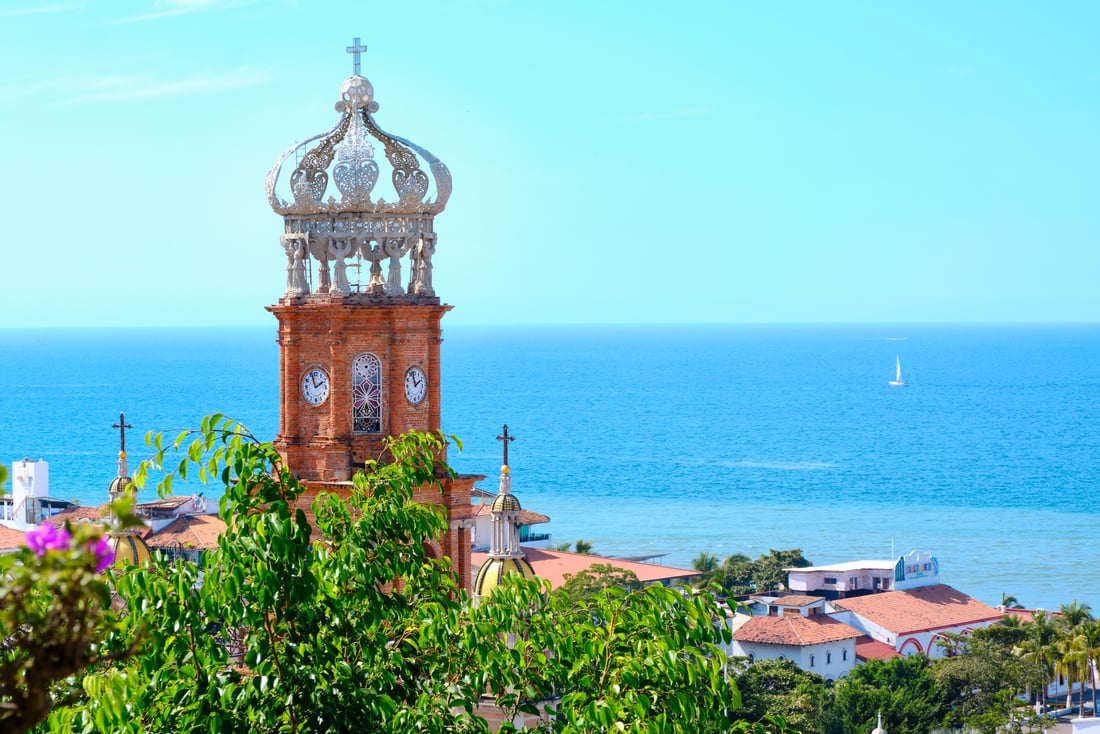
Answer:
[{"left": 2, "top": 324, "right": 1097, "bottom": 611}]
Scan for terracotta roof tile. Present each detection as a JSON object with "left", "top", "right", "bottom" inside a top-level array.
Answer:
[
  {"left": 773, "top": 594, "right": 825, "bottom": 607},
  {"left": 855, "top": 635, "right": 902, "bottom": 661},
  {"left": 472, "top": 548, "right": 702, "bottom": 589},
  {"left": 733, "top": 615, "right": 863, "bottom": 646},
  {"left": 147, "top": 515, "right": 226, "bottom": 551},
  {"left": 41, "top": 505, "right": 110, "bottom": 526},
  {"left": 831, "top": 584, "right": 1002, "bottom": 634},
  {"left": 0, "top": 525, "right": 27, "bottom": 551},
  {"left": 470, "top": 504, "right": 549, "bottom": 525}
]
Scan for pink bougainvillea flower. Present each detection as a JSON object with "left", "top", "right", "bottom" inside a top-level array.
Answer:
[
  {"left": 87, "top": 536, "right": 113, "bottom": 573},
  {"left": 25, "top": 524, "right": 72, "bottom": 556}
]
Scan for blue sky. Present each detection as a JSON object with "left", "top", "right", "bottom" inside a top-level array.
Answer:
[{"left": 2, "top": 1, "right": 1097, "bottom": 327}]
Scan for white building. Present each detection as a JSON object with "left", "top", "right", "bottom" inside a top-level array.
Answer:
[
  {"left": 729, "top": 610, "right": 861, "bottom": 681},
  {"left": 786, "top": 549, "right": 940, "bottom": 599}
]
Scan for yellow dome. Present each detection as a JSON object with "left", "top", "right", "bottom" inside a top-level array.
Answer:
[
  {"left": 474, "top": 556, "right": 537, "bottom": 597},
  {"left": 490, "top": 493, "right": 522, "bottom": 513},
  {"left": 108, "top": 475, "right": 134, "bottom": 495},
  {"left": 107, "top": 533, "right": 152, "bottom": 566}
]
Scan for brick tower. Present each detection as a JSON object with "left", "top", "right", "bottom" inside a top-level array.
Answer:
[{"left": 264, "top": 39, "right": 473, "bottom": 586}]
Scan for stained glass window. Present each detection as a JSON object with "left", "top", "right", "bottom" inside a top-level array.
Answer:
[{"left": 352, "top": 352, "right": 382, "bottom": 434}]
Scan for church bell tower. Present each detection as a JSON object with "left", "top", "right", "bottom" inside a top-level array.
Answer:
[{"left": 265, "top": 39, "right": 453, "bottom": 483}]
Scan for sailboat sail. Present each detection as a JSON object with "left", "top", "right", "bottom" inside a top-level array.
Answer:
[{"left": 889, "top": 356, "right": 907, "bottom": 387}]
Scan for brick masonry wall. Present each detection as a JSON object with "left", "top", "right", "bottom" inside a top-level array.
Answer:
[{"left": 269, "top": 299, "right": 471, "bottom": 589}]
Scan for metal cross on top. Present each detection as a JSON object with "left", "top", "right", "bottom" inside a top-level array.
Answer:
[
  {"left": 112, "top": 412, "right": 132, "bottom": 453},
  {"left": 496, "top": 424, "right": 515, "bottom": 467},
  {"left": 346, "top": 37, "right": 368, "bottom": 76}
]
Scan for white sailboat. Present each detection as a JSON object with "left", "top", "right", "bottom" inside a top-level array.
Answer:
[{"left": 889, "top": 355, "right": 907, "bottom": 387}]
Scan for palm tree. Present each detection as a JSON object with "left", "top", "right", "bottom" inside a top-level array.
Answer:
[
  {"left": 692, "top": 551, "right": 719, "bottom": 574},
  {"left": 1016, "top": 610, "right": 1060, "bottom": 716},
  {"left": 573, "top": 539, "right": 593, "bottom": 555},
  {"left": 1058, "top": 601, "right": 1095, "bottom": 711},
  {"left": 1061, "top": 600, "right": 1094, "bottom": 632},
  {"left": 1080, "top": 620, "right": 1100, "bottom": 716},
  {"left": 1001, "top": 592, "right": 1023, "bottom": 609},
  {"left": 1059, "top": 633, "right": 1091, "bottom": 713}
]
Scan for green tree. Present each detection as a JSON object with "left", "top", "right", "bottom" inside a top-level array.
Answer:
[
  {"left": 1014, "top": 610, "right": 1060, "bottom": 717},
  {"left": 933, "top": 629, "right": 1046, "bottom": 734},
  {"left": 714, "top": 553, "right": 756, "bottom": 596},
  {"left": 558, "top": 562, "right": 640, "bottom": 605},
  {"left": 751, "top": 549, "right": 811, "bottom": 593},
  {"left": 54, "top": 419, "right": 485, "bottom": 733},
  {"left": 572, "top": 539, "right": 593, "bottom": 555},
  {"left": 734, "top": 658, "right": 828, "bottom": 733},
  {"left": 49, "top": 416, "right": 790, "bottom": 734},
  {"left": 823, "top": 655, "right": 951, "bottom": 734},
  {"left": 471, "top": 578, "right": 763, "bottom": 733},
  {"left": 1056, "top": 601, "right": 1094, "bottom": 711},
  {"left": 693, "top": 551, "right": 720, "bottom": 575}
]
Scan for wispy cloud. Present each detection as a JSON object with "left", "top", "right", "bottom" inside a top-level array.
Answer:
[
  {"left": 59, "top": 66, "right": 273, "bottom": 105},
  {"left": 0, "top": 2, "right": 85, "bottom": 17},
  {"left": 617, "top": 106, "right": 713, "bottom": 124},
  {"left": 114, "top": 0, "right": 253, "bottom": 23}
]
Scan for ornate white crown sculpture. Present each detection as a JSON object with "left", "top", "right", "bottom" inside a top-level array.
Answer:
[{"left": 266, "top": 41, "right": 451, "bottom": 302}]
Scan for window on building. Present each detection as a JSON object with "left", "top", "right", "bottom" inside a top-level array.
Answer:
[
  {"left": 748, "top": 654, "right": 755, "bottom": 663},
  {"left": 849, "top": 577, "right": 858, "bottom": 588},
  {"left": 826, "top": 652, "right": 832, "bottom": 664},
  {"left": 842, "top": 649, "right": 848, "bottom": 661},
  {"left": 824, "top": 576, "right": 837, "bottom": 584},
  {"left": 352, "top": 353, "right": 382, "bottom": 434},
  {"left": 809, "top": 655, "right": 815, "bottom": 667}
]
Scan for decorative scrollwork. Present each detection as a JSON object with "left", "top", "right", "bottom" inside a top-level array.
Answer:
[{"left": 333, "top": 109, "right": 379, "bottom": 206}]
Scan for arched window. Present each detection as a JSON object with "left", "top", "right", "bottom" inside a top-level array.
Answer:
[
  {"left": 352, "top": 353, "right": 382, "bottom": 434},
  {"left": 810, "top": 655, "right": 815, "bottom": 667},
  {"left": 842, "top": 649, "right": 848, "bottom": 661},
  {"left": 826, "top": 652, "right": 832, "bottom": 664}
]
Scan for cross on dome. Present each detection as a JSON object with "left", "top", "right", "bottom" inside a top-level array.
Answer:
[
  {"left": 496, "top": 424, "right": 515, "bottom": 468},
  {"left": 112, "top": 412, "right": 132, "bottom": 455},
  {"left": 109, "top": 412, "right": 134, "bottom": 496},
  {"left": 346, "top": 37, "right": 367, "bottom": 76}
]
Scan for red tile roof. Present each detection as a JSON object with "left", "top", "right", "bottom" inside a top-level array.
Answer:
[
  {"left": 146, "top": 515, "right": 226, "bottom": 551},
  {"left": 772, "top": 594, "right": 824, "bottom": 607},
  {"left": 734, "top": 615, "right": 863, "bottom": 646},
  {"left": 855, "top": 635, "right": 901, "bottom": 661},
  {"left": 471, "top": 548, "right": 702, "bottom": 589},
  {"left": 831, "top": 584, "right": 1002, "bottom": 634},
  {"left": 40, "top": 505, "right": 110, "bottom": 526},
  {"left": 470, "top": 504, "right": 550, "bottom": 525},
  {"left": 0, "top": 525, "right": 26, "bottom": 551}
]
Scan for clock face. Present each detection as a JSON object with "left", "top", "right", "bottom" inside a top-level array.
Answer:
[
  {"left": 301, "top": 367, "right": 330, "bottom": 406},
  {"left": 404, "top": 366, "right": 427, "bottom": 405}
]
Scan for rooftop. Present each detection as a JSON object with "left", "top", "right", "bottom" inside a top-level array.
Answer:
[
  {"left": 831, "top": 584, "right": 1002, "bottom": 633},
  {"left": 472, "top": 548, "right": 702, "bottom": 590},
  {"left": 855, "top": 635, "right": 902, "bottom": 661},
  {"left": 733, "top": 615, "right": 863, "bottom": 646},
  {"left": 146, "top": 515, "right": 226, "bottom": 551},
  {"left": 789, "top": 560, "right": 897, "bottom": 573},
  {"left": 0, "top": 525, "right": 26, "bottom": 551}
]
